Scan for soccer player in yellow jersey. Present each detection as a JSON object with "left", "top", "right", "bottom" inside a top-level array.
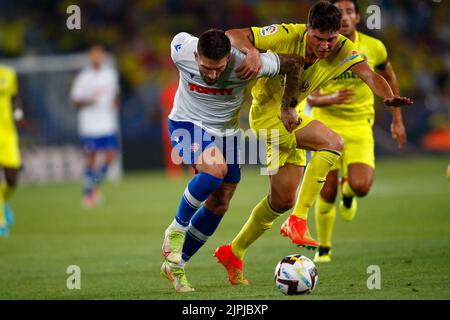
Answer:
[
  {"left": 214, "top": 1, "right": 413, "bottom": 285},
  {"left": 308, "top": 0, "right": 407, "bottom": 263},
  {"left": 0, "top": 64, "right": 21, "bottom": 237}
]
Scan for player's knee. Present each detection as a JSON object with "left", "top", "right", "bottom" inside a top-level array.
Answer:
[
  {"left": 321, "top": 185, "right": 338, "bottom": 203},
  {"left": 328, "top": 133, "right": 344, "bottom": 152},
  {"left": 4, "top": 171, "right": 19, "bottom": 187},
  {"left": 270, "top": 195, "right": 295, "bottom": 212},
  {"left": 317, "top": 132, "right": 343, "bottom": 153},
  {"left": 349, "top": 180, "right": 371, "bottom": 197},
  {"left": 203, "top": 163, "right": 228, "bottom": 179}
]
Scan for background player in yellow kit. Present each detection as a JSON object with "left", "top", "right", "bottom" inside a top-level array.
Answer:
[
  {"left": 0, "top": 64, "right": 21, "bottom": 237},
  {"left": 309, "top": 0, "right": 407, "bottom": 263},
  {"left": 214, "top": 1, "right": 413, "bottom": 285}
]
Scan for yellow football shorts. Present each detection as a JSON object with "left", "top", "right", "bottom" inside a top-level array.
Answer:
[
  {"left": 327, "top": 120, "right": 375, "bottom": 177},
  {"left": 0, "top": 132, "right": 21, "bottom": 168},
  {"left": 250, "top": 108, "right": 314, "bottom": 172}
]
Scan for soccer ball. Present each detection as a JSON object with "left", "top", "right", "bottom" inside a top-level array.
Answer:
[{"left": 274, "top": 254, "right": 318, "bottom": 295}]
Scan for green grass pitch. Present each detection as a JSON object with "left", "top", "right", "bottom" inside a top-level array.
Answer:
[{"left": 1, "top": 155, "right": 449, "bottom": 299}]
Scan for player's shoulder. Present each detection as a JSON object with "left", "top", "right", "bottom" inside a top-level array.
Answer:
[
  {"left": 75, "top": 67, "right": 91, "bottom": 79},
  {"left": 333, "top": 34, "right": 355, "bottom": 56},
  {"left": 171, "top": 32, "right": 197, "bottom": 67},
  {"left": 253, "top": 23, "right": 306, "bottom": 38},
  {"left": 0, "top": 64, "right": 17, "bottom": 77},
  {"left": 171, "top": 32, "right": 196, "bottom": 54},
  {"left": 358, "top": 31, "right": 386, "bottom": 51}
]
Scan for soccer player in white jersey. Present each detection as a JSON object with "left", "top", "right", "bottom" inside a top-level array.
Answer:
[
  {"left": 70, "top": 45, "right": 120, "bottom": 208},
  {"left": 161, "top": 29, "right": 303, "bottom": 292}
]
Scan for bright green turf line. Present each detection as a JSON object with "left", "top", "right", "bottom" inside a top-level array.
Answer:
[{"left": 0, "top": 155, "right": 449, "bottom": 299}]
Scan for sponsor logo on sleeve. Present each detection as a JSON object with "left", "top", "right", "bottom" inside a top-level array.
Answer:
[{"left": 260, "top": 25, "right": 278, "bottom": 36}]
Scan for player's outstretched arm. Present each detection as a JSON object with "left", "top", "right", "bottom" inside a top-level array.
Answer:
[
  {"left": 278, "top": 54, "right": 304, "bottom": 132},
  {"left": 226, "top": 28, "right": 261, "bottom": 80},
  {"left": 377, "top": 61, "right": 407, "bottom": 149},
  {"left": 349, "top": 62, "right": 413, "bottom": 107}
]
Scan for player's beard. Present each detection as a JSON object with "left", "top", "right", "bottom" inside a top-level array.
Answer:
[{"left": 200, "top": 73, "right": 218, "bottom": 85}]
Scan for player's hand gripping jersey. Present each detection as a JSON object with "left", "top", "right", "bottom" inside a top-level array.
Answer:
[{"left": 169, "top": 32, "right": 281, "bottom": 136}]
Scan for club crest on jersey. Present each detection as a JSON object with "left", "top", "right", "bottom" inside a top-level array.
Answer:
[
  {"left": 260, "top": 25, "right": 278, "bottom": 36},
  {"left": 300, "top": 80, "right": 310, "bottom": 93}
]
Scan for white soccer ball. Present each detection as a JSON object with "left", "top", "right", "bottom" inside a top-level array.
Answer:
[{"left": 274, "top": 254, "right": 318, "bottom": 295}]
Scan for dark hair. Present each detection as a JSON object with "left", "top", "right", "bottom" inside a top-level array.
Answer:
[
  {"left": 329, "top": 0, "right": 360, "bottom": 14},
  {"left": 197, "top": 29, "right": 231, "bottom": 60},
  {"left": 308, "top": 1, "right": 342, "bottom": 32}
]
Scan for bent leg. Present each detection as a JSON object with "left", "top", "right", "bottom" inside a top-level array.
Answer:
[
  {"left": 346, "top": 163, "right": 374, "bottom": 197},
  {"left": 292, "top": 120, "right": 343, "bottom": 220},
  {"left": 172, "top": 146, "right": 227, "bottom": 230},
  {"left": 231, "top": 164, "right": 303, "bottom": 259}
]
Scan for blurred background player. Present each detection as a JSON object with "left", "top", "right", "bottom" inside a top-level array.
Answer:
[
  {"left": 0, "top": 64, "right": 21, "bottom": 237},
  {"left": 309, "top": 0, "right": 407, "bottom": 263},
  {"left": 161, "top": 29, "right": 302, "bottom": 292},
  {"left": 159, "top": 68, "right": 193, "bottom": 181},
  {"left": 70, "top": 45, "right": 120, "bottom": 208},
  {"left": 215, "top": 1, "right": 412, "bottom": 285}
]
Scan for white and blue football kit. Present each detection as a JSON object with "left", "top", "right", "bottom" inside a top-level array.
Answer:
[
  {"left": 169, "top": 32, "right": 280, "bottom": 183},
  {"left": 70, "top": 64, "right": 120, "bottom": 198},
  {"left": 166, "top": 32, "right": 280, "bottom": 265},
  {"left": 70, "top": 64, "right": 120, "bottom": 152}
]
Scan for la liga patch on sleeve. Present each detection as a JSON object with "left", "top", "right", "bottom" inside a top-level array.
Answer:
[{"left": 260, "top": 25, "right": 278, "bottom": 36}]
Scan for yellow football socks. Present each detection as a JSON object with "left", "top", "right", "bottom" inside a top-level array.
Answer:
[
  {"left": 231, "top": 196, "right": 284, "bottom": 259},
  {"left": 292, "top": 149, "right": 341, "bottom": 220},
  {"left": 314, "top": 195, "right": 336, "bottom": 248}
]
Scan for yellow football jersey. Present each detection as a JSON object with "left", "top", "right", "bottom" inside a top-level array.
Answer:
[
  {"left": 312, "top": 31, "right": 388, "bottom": 124},
  {"left": 249, "top": 23, "right": 365, "bottom": 128},
  {"left": 0, "top": 65, "right": 18, "bottom": 136}
]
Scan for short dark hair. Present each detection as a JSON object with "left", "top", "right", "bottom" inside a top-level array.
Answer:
[
  {"left": 329, "top": 0, "right": 360, "bottom": 14},
  {"left": 308, "top": 1, "right": 342, "bottom": 32},
  {"left": 197, "top": 29, "right": 231, "bottom": 60}
]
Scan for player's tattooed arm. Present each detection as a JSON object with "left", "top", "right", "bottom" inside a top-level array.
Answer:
[{"left": 278, "top": 54, "right": 304, "bottom": 132}]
